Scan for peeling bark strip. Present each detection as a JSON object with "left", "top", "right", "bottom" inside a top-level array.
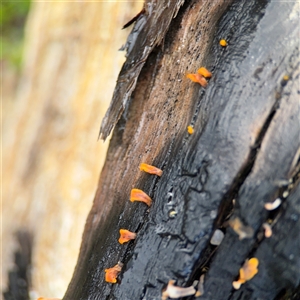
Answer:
[
  {"left": 99, "top": 0, "right": 185, "bottom": 140},
  {"left": 65, "top": 1, "right": 299, "bottom": 299}
]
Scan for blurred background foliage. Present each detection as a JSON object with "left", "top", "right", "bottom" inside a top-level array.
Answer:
[{"left": 1, "top": 0, "right": 31, "bottom": 68}]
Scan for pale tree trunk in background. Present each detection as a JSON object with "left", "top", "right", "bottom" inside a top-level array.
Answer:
[{"left": 2, "top": 1, "right": 142, "bottom": 298}]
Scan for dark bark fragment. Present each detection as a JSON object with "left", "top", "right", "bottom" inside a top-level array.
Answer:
[
  {"left": 65, "top": 0, "right": 300, "bottom": 299},
  {"left": 3, "top": 231, "right": 32, "bottom": 300},
  {"left": 99, "top": 0, "right": 185, "bottom": 140}
]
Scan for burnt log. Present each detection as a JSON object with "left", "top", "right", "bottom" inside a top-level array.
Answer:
[{"left": 64, "top": 0, "right": 300, "bottom": 299}]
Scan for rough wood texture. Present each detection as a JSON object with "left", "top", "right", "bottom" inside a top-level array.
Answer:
[
  {"left": 2, "top": 2, "right": 142, "bottom": 298},
  {"left": 99, "top": 0, "right": 185, "bottom": 140},
  {"left": 65, "top": 0, "right": 299, "bottom": 299}
]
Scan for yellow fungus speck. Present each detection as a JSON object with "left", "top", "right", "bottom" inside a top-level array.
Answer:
[
  {"left": 169, "top": 209, "right": 177, "bottom": 218},
  {"left": 220, "top": 39, "right": 227, "bottom": 47},
  {"left": 283, "top": 75, "right": 289, "bottom": 81},
  {"left": 187, "top": 125, "right": 194, "bottom": 134}
]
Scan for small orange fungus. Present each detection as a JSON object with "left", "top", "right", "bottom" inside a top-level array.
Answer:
[
  {"left": 187, "top": 125, "right": 194, "bottom": 134},
  {"left": 140, "top": 163, "right": 163, "bottom": 176},
  {"left": 220, "top": 39, "right": 227, "bottom": 47},
  {"left": 186, "top": 73, "right": 207, "bottom": 87},
  {"left": 197, "top": 67, "right": 212, "bottom": 78},
  {"left": 232, "top": 258, "right": 259, "bottom": 289},
  {"left": 283, "top": 75, "right": 289, "bottom": 81},
  {"left": 105, "top": 261, "right": 123, "bottom": 283},
  {"left": 130, "top": 189, "right": 152, "bottom": 206},
  {"left": 119, "top": 229, "right": 137, "bottom": 244},
  {"left": 229, "top": 216, "right": 254, "bottom": 240}
]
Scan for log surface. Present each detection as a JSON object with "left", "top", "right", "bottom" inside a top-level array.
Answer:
[{"left": 65, "top": 0, "right": 300, "bottom": 299}]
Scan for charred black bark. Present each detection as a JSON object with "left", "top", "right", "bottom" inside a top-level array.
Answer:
[
  {"left": 3, "top": 231, "right": 33, "bottom": 300},
  {"left": 65, "top": 0, "right": 300, "bottom": 299}
]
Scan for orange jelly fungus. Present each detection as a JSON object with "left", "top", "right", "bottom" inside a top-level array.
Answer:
[
  {"left": 197, "top": 67, "right": 212, "bottom": 78},
  {"left": 220, "top": 39, "right": 227, "bottom": 47},
  {"left": 105, "top": 262, "right": 123, "bottom": 283},
  {"left": 119, "top": 229, "right": 137, "bottom": 244},
  {"left": 130, "top": 189, "right": 152, "bottom": 206},
  {"left": 232, "top": 258, "right": 259, "bottom": 289},
  {"left": 186, "top": 73, "right": 207, "bottom": 87},
  {"left": 140, "top": 163, "right": 163, "bottom": 176},
  {"left": 187, "top": 125, "right": 194, "bottom": 134}
]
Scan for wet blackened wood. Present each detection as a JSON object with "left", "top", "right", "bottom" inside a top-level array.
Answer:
[
  {"left": 202, "top": 44, "right": 300, "bottom": 300},
  {"left": 64, "top": 0, "right": 299, "bottom": 299}
]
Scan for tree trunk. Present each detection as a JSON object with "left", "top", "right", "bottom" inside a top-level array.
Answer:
[
  {"left": 64, "top": 0, "right": 300, "bottom": 300},
  {"left": 2, "top": 1, "right": 141, "bottom": 298}
]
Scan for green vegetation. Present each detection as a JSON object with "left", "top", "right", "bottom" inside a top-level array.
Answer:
[{"left": 1, "top": 1, "right": 31, "bottom": 68}]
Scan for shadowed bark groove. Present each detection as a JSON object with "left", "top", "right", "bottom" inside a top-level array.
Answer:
[{"left": 64, "top": 1, "right": 300, "bottom": 299}]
